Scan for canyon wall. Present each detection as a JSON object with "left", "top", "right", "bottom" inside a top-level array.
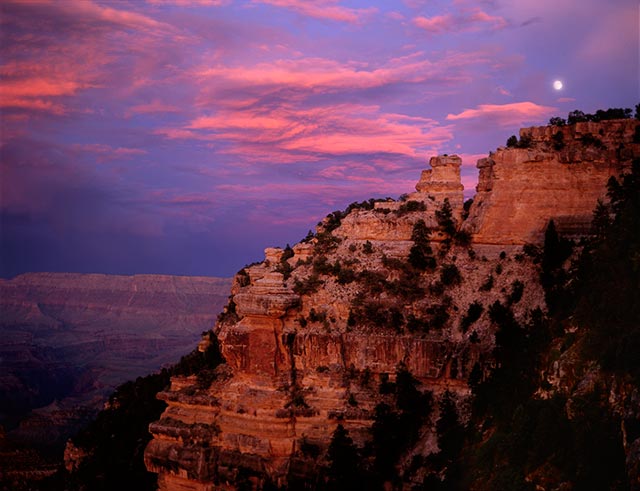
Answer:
[
  {"left": 0, "top": 272, "right": 231, "bottom": 450},
  {"left": 464, "top": 119, "right": 638, "bottom": 244},
  {"left": 144, "top": 118, "right": 639, "bottom": 489}
]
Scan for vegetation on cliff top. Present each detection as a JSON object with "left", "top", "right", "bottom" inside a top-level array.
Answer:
[
  {"left": 428, "top": 161, "right": 640, "bottom": 490},
  {"left": 303, "top": 161, "right": 640, "bottom": 490},
  {"left": 506, "top": 105, "right": 639, "bottom": 149},
  {"left": 549, "top": 106, "right": 638, "bottom": 126}
]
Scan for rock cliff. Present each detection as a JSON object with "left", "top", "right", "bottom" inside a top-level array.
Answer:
[
  {"left": 464, "top": 119, "right": 638, "bottom": 244},
  {"left": 144, "top": 119, "right": 640, "bottom": 490}
]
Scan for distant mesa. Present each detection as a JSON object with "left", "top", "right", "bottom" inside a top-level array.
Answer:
[{"left": 0, "top": 272, "right": 231, "bottom": 453}]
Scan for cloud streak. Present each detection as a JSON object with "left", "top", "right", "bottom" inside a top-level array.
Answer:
[
  {"left": 446, "top": 102, "right": 556, "bottom": 127},
  {"left": 413, "top": 8, "right": 507, "bottom": 34},
  {"left": 194, "top": 51, "right": 489, "bottom": 94},
  {"left": 160, "top": 104, "right": 453, "bottom": 161},
  {"left": 0, "top": 0, "right": 183, "bottom": 118},
  {"left": 251, "top": 0, "right": 377, "bottom": 23}
]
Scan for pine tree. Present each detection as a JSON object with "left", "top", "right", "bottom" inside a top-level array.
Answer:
[
  {"left": 435, "top": 198, "right": 456, "bottom": 237},
  {"left": 578, "top": 160, "right": 640, "bottom": 379},
  {"left": 435, "top": 390, "right": 465, "bottom": 483},
  {"left": 325, "top": 424, "right": 360, "bottom": 490},
  {"left": 409, "top": 220, "right": 435, "bottom": 270}
]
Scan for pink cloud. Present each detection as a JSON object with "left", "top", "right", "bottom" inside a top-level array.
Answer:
[
  {"left": 189, "top": 112, "right": 293, "bottom": 131},
  {"left": 161, "top": 104, "right": 453, "bottom": 159},
  {"left": 0, "top": 60, "right": 100, "bottom": 114},
  {"left": 413, "top": 8, "right": 507, "bottom": 34},
  {"left": 147, "top": 0, "right": 229, "bottom": 5},
  {"left": 195, "top": 50, "right": 491, "bottom": 98},
  {"left": 413, "top": 14, "right": 455, "bottom": 33},
  {"left": 0, "top": 97, "right": 67, "bottom": 115},
  {"left": 3, "top": 0, "right": 175, "bottom": 34},
  {"left": 0, "top": 1, "right": 182, "bottom": 118},
  {"left": 55, "top": 0, "right": 174, "bottom": 33},
  {"left": 197, "top": 58, "right": 410, "bottom": 91},
  {"left": 251, "top": 0, "right": 377, "bottom": 24},
  {"left": 317, "top": 165, "right": 348, "bottom": 180},
  {"left": 468, "top": 10, "right": 507, "bottom": 29},
  {"left": 1, "top": 79, "right": 89, "bottom": 98},
  {"left": 446, "top": 102, "right": 557, "bottom": 127},
  {"left": 158, "top": 48, "right": 498, "bottom": 164}
]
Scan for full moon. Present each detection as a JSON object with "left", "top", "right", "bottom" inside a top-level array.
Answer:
[{"left": 553, "top": 80, "right": 563, "bottom": 90}]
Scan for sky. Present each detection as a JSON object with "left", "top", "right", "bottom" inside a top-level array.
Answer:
[{"left": 1, "top": 0, "right": 637, "bottom": 278}]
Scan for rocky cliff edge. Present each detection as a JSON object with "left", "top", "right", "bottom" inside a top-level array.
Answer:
[{"left": 143, "top": 118, "right": 639, "bottom": 490}]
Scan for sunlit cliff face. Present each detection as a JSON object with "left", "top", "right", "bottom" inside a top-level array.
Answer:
[{"left": 143, "top": 118, "right": 639, "bottom": 489}]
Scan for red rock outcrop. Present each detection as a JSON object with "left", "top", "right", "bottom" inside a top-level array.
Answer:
[
  {"left": 144, "top": 119, "right": 639, "bottom": 490},
  {"left": 413, "top": 154, "right": 465, "bottom": 219},
  {"left": 144, "top": 184, "right": 541, "bottom": 489},
  {"left": 464, "top": 119, "right": 639, "bottom": 244},
  {"left": 334, "top": 155, "right": 464, "bottom": 243}
]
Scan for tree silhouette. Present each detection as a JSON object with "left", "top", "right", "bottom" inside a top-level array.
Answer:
[
  {"left": 409, "top": 219, "right": 435, "bottom": 270},
  {"left": 435, "top": 198, "right": 456, "bottom": 237},
  {"left": 325, "top": 424, "right": 360, "bottom": 490}
]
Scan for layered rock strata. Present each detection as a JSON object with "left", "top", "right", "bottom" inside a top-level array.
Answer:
[
  {"left": 464, "top": 119, "right": 639, "bottom": 244},
  {"left": 336, "top": 155, "right": 464, "bottom": 242},
  {"left": 144, "top": 183, "right": 539, "bottom": 489},
  {"left": 413, "top": 154, "right": 465, "bottom": 218},
  {"left": 144, "top": 119, "right": 639, "bottom": 490},
  {"left": 368, "top": 154, "right": 463, "bottom": 216}
]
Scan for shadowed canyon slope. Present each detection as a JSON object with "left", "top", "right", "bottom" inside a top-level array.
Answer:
[
  {"left": 142, "top": 118, "right": 639, "bottom": 490},
  {"left": 0, "top": 273, "right": 231, "bottom": 449}
]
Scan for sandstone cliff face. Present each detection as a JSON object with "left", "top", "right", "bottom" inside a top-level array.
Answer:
[
  {"left": 334, "top": 155, "right": 463, "bottom": 243},
  {"left": 144, "top": 119, "right": 639, "bottom": 490},
  {"left": 144, "top": 162, "right": 543, "bottom": 489},
  {"left": 413, "top": 155, "right": 465, "bottom": 220},
  {"left": 464, "top": 119, "right": 639, "bottom": 244}
]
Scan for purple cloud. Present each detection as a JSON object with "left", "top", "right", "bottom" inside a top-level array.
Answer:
[
  {"left": 446, "top": 102, "right": 557, "bottom": 127},
  {"left": 0, "top": 0, "right": 636, "bottom": 279},
  {"left": 251, "top": 0, "right": 377, "bottom": 24}
]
